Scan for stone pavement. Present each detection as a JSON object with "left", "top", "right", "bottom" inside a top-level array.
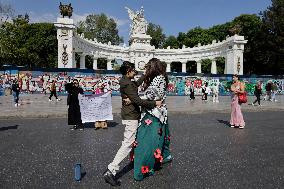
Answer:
[
  {"left": 0, "top": 94, "right": 284, "bottom": 119},
  {"left": 0, "top": 112, "right": 283, "bottom": 188}
]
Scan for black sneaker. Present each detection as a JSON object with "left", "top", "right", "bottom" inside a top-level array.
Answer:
[
  {"left": 70, "top": 125, "right": 78, "bottom": 130},
  {"left": 103, "top": 169, "right": 120, "bottom": 186}
]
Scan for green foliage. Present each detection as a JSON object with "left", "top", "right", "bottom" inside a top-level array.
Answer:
[
  {"left": 146, "top": 23, "right": 166, "bottom": 48},
  {"left": 259, "top": 0, "right": 284, "bottom": 74},
  {"left": 0, "top": 18, "right": 57, "bottom": 68},
  {"left": 77, "top": 13, "right": 123, "bottom": 45},
  {"left": 164, "top": 35, "right": 179, "bottom": 49}
]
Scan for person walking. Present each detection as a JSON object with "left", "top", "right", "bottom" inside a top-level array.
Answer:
[
  {"left": 49, "top": 80, "right": 61, "bottom": 102},
  {"left": 230, "top": 74, "right": 245, "bottom": 129},
  {"left": 103, "top": 61, "right": 161, "bottom": 186},
  {"left": 65, "top": 79, "right": 84, "bottom": 130},
  {"left": 252, "top": 81, "right": 262, "bottom": 106},
  {"left": 12, "top": 79, "right": 20, "bottom": 107}
]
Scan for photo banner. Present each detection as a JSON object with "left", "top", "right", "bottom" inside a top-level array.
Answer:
[{"left": 78, "top": 92, "right": 113, "bottom": 123}]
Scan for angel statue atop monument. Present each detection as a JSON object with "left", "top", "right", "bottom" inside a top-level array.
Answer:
[{"left": 125, "top": 6, "right": 148, "bottom": 36}]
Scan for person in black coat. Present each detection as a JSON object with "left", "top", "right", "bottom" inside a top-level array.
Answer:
[
  {"left": 12, "top": 79, "right": 20, "bottom": 107},
  {"left": 65, "top": 79, "right": 84, "bottom": 130}
]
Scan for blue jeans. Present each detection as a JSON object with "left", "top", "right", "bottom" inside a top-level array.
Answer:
[{"left": 12, "top": 92, "right": 19, "bottom": 104}]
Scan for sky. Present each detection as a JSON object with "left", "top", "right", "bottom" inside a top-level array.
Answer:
[{"left": 3, "top": 0, "right": 272, "bottom": 43}]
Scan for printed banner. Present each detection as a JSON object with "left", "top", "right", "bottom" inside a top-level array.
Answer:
[{"left": 78, "top": 92, "right": 113, "bottom": 123}]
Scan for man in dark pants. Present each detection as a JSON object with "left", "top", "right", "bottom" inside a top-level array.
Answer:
[
  {"left": 12, "top": 79, "right": 20, "bottom": 107},
  {"left": 49, "top": 80, "right": 61, "bottom": 102},
  {"left": 103, "top": 61, "right": 162, "bottom": 186}
]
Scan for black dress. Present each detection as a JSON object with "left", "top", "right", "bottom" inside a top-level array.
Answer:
[{"left": 66, "top": 83, "right": 84, "bottom": 125}]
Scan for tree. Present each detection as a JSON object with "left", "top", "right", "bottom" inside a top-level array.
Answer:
[
  {"left": 163, "top": 35, "right": 179, "bottom": 49},
  {"left": 260, "top": 0, "right": 284, "bottom": 74},
  {"left": 77, "top": 13, "right": 123, "bottom": 45},
  {"left": 146, "top": 23, "right": 166, "bottom": 48},
  {"left": 0, "top": 16, "right": 57, "bottom": 68}
]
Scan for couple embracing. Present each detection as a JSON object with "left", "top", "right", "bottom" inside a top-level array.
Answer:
[{"left": 103, "top": 58, "right": 172, "bottom": 186}]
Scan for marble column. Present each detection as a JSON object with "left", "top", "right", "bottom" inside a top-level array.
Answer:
[
  {"left": 93, "top": 57, "right": 98, "bottom": 70},
  {"left": 182, "top": 61, "right": 187, "bottom": 73},
  {"left": 79, "top": 54, "right": 86, "bottom": 69},
  {"left": 211, "top": 59, "right": 217, "bottom": 74},
  {"left": 107, "top": 58, "right": 113, "bottom": 70},
  {"left": 197, "top": 60, "right": 202, "bottom": 73},
  {"left": 166, "top": 62, "right": 171, "bottom": 72}
]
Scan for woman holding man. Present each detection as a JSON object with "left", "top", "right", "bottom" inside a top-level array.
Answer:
[{"left": 130, "top": 58, "right": 172, "bottom": 181}]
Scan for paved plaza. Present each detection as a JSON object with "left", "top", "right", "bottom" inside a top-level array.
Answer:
[
  {"left": 0, "top": 94, "right": 284, "bottom": 188},
  {"left": 0, "top": 94, "right": 284, "bottom": 119},
  {"left": 0, "top": 112, "right": 283, "bottom": 189}
]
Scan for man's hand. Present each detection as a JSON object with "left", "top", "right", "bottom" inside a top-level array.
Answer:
[{"left": 155, "top": 100, "right": 162, "bottom": 107}]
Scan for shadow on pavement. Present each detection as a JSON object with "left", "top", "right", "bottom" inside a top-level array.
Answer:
[
  {"left": 217, "top": 120, "right": 231, "bottom": 127},
  {"left": 115, "top": 162, "right": 134, "bottom": 179},
  {"left": 0, "top": 125, "right": 19, "bottom": 131}
]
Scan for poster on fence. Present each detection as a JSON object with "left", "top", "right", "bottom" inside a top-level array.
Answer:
[{"left": 78, "top": 92, "right": 113, "bottom": 123}]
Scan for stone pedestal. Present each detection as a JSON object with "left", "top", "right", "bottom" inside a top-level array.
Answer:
[{"left": 54, "top": 18, "right": 76, "bottom": 68}]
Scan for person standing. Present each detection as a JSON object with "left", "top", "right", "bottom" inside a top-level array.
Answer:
[
  {"left": 212, "top": 83, "right": 219, "bottom": 103},
  {"left": 271, "top": 81, "right": 278, "bottom": 102},
  {"left": 103, "top": 61, "right": 161, "bottom": 186},
  {"left": 189, "top": 81, "right": 195, "bottom": 100},
  {"left": 264, "top": 81, "right": 272, "bottom": 101},
  {"left": 65, "top": 79, "right": 84, "bottom": 130},
  {"left": 94, "top": 83, "right": 108, "bottom": 130},
  {"left": 49, "top": 80, "right": 61, "bottom": 102},
  {"left": 12, "top": 79, "right": 20, "bottom": 107},
  {"left": 252, "top": 81, "right": 262, "bottom": 106},
  {"left": 230, "top": 74, "right": 245, "bottom": 129}
]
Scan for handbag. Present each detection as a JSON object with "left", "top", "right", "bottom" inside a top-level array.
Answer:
[{"left": 238, "top": 92, "right": 247, "bottom": 103}]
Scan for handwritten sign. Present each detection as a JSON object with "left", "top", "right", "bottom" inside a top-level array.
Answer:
[{"left": 78, "top": 92, "right": 113, "bottom": 123}]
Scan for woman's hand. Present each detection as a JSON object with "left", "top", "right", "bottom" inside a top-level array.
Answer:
[{"left": 123, "top": 98, "right": 132, "bottom": 105}]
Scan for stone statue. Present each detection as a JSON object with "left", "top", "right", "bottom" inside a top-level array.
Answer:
[
  {"left": 59, "top": 2, "right": 73, "bottom": 18},
  {"left": 125, "top": 6, "right": 148, "bottom": 36}
]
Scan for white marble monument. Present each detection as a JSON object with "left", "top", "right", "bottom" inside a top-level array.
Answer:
[{"left": 54, "top": 7, "right": 247, "bottom": 74}]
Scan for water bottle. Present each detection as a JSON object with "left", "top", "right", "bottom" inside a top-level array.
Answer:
[{"left": 74, "top": 163, "right": 81, "bottom": 181}]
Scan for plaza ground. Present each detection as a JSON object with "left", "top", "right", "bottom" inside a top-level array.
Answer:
[{"left": 0, "top": 111, "right": 283, "bottom": 189}]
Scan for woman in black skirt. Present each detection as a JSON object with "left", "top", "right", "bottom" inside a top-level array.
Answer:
[{"left": 65, "top": 79, "right": 84, "bottom": 130}]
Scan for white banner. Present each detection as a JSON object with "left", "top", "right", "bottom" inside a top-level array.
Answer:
[{"left": 78, "top": 92, "right": 113, "bottom": 123}]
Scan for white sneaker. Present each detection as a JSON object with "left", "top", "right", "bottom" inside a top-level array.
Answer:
[
  {"left": 251, "top": 103, "right": 255, "bottom": 106},
  {"left": 49, "top": 99, "right": 52, "bottom": 102},
  {"left": 15, "top": 103, "right": 17, "bottom": 107},
  {"left": 56, "top": 98, "right": 61, "bottom": 101},
  {"left": 17, "top": 103, "right": 20, "bottom": 106},
  {"left": 216, "top": 100, "right": 219, "bottom": 103}
]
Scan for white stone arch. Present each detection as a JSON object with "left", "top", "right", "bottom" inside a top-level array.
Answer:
[{"left": 54, "top": 8, "right": 247, "bottom": 75}]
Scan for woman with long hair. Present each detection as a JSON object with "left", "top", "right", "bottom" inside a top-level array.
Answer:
[
  {"left": 230, "top": 74, "right": 245, "bottom": 129},
  {"left": 132, "top": 58, "right": 172, "bottom": 181}
]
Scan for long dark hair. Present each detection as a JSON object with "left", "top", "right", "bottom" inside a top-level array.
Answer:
[{"left": 143, "top": 58, "right": 169, "bottom": 89}]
